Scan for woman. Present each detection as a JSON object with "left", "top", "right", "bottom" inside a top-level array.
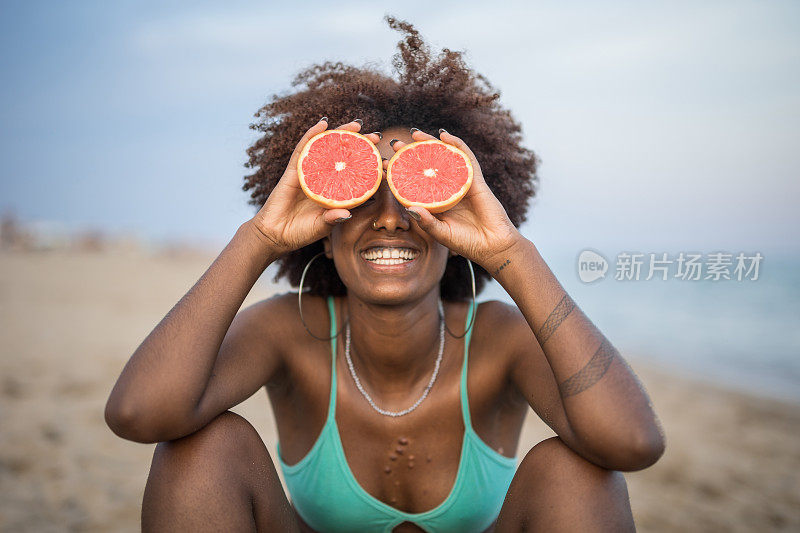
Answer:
[{"left": 105, "top": 18, "right": 664, "bottom": 532}]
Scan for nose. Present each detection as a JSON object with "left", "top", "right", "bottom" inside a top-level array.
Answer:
[{"left": 371, "top": 182, "right": 410, "bottom": 233}]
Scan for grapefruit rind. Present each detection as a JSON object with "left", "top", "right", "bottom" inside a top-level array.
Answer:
[
  {"left": 386, "top": 139, "right": 474, "bottom": 214},
  {"left": 297, "top": 130, "right": 383, "bottom": 209}
]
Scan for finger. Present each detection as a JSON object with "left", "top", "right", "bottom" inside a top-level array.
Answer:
[
  {"left": 437, "top": 128, "right": 475, "bottom": 155},
  {"left": 410, "top": 127, "right": 436, "bottom": 141},
  {"left": 389, "top": 138, "right": 406, "bottom": 152},
  {"left": 438, "top": 129, "right": 487, "bottom": 185},
  {"left": 334, "top": 119, "right": 363, "bottom": 132},
  {"left": 287, "top": 117, "right": 329, "bottom": 168},
  {"left": 382, "top": 157, "right": 389, "bottom": 170},
  {"left": 406, "top": 207, "right": 450, "bottom": 242},
  {"left": 364, "top": 131, "right": 382, "bottom": 144},
  {"left": 322, "top": 209, "right": 352, "bottom": 225}
]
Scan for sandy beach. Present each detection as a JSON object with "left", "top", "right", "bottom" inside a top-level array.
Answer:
[{"left": 1, "top": 248, "right": 798, "bottom": 532}]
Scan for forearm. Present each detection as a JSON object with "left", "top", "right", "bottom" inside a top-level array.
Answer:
[
  {"left": 488, "top": 237, "right": 664, "bottom": 469},
  {"left": 105, "top": 220, "right": 279, "bottom": 441}
]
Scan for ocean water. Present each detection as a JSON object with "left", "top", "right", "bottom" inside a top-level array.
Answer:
[{"left": 481, "top": 249, "right": 800, "bottom": 403}]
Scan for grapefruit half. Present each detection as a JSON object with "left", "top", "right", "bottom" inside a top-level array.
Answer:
[
  {"left": 297, "top": 130, "right": 383, "bottom": 209},
  {"left": 386, "top": 139, "right": 473, "bottom": 213}
]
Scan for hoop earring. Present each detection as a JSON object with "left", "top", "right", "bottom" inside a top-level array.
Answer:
[
  {"left": 298, "top": 251, "right": 347, "bottom": 340},
  {"left": 443, "top": 258, "right": 477, "bottom": 339}
]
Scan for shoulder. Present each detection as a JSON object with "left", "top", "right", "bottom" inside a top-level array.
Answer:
[
  {"left": 467, "top": 299, "right": 532, "bottom": 370},
  {"left": 471, "top": 299, "right": 544, "bottom": 400},
  {"left": 474, "top": 299, "right": 546, "bottom": 362},
  {"left": 233, "top": 291, "right": 335, "bottom": 363},
  {"left": 473, "top": 299, "right": 531, "bottom": 343},
  {"left": 456, "top": 300, "right": 532, "bottom": 409},
  {"left": 240, "top": 291, "right": 331, "bottom": 341},
  {"left": 235, "top": 292, "right": 333, "bottom": 389},
  {"left": 475, "top": 299, "right": 523, "bottom": 320},
  {"left": 238, "top": 292, "right": 296, "bottom": 337}
]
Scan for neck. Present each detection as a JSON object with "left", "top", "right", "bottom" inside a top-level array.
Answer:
[{"left": 344, "top": 292, "right": 445, "bottom": 398}]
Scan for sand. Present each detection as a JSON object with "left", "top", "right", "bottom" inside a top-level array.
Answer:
[{"left": 1, "top": 248, "right": 798, "bottom": 532}]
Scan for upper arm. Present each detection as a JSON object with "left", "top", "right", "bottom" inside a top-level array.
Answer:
[{"left": 193, "top": 293, "right": 291, "bottom": 422}]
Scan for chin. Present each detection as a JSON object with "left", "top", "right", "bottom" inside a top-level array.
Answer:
[{"left": 344, "top": 280, "right": 436, "bottom": 307}]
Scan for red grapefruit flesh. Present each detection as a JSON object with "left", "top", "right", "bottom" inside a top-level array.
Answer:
[
  {"left": 297, "top": 130, "right": 383, "bottom": 209},
  {"left": 386, "top": 139, "right": 473, "bottom": 213}
]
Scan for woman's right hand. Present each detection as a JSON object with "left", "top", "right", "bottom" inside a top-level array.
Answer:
[{"left": 249, "top": 118, "right": 380, "bottom": 256}]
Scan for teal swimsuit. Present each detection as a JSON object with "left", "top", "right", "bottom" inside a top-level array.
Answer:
[{"left": 277, "top": 297, "right": 517, "bottom": 533}]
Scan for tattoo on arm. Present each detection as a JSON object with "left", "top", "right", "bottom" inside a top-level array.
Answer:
[
  {"left": 537, "top": 294, "right": 575, "bottom": 345},
  {"left": 559, "top": 338, "right": 617, "bottom": 398},
  {"left": 493, "top": 259, "right": 511, "bottom": 277}
]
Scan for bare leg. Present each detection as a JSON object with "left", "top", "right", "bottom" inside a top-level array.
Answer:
[
  {"left": 494, "top": 437, "right": 635, "bottom": 532},
  {"left": 141, "top": 411, "right": 300, "bottom": 532}
]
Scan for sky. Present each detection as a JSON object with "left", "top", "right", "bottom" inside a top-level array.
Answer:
[{"left": 1, "top": 0, "right": 798, "bottom": 255}]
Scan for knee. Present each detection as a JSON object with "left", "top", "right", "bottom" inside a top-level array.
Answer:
[
  {"left": 143, "top": 412, "right": 294, "bottom": 531},
  {"left": 498, "top": 437, "right": 634, "bottom": 532},
  {"left": 518, "top": 436, "right": 629, "bottom": 499},
  {"left": 149, "top": 411, "right": 271, "bottom": 482}
]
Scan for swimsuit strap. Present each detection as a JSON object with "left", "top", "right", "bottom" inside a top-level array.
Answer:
[
  {"left": 326, "top": 295, "right": 338, "bottom": 421},
  {"left": 459, "top": 299, "right": 476, "bottom": 427}
]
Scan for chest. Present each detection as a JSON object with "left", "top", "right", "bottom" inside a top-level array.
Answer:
[
  {"left": 270, "top": 334, "right": 526, "bottom": 514},
  {"left": 335, "top": 373, "right": 468, "bottom": 513}
]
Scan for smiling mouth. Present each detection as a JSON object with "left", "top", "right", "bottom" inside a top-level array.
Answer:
[{"left": 360, "top": 247, "right": 419, "bottom": 266}]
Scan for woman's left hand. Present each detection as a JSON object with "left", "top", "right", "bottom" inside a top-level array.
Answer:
[{"left": 389, "top": 129, "right": 524, "bottom": 269}]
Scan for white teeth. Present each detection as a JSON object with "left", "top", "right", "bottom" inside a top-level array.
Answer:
[{"left": 361, "top": 247, "right": 419, "bottom": 264}]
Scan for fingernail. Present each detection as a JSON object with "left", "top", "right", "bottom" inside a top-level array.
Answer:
[
  {"left": 372, "top": 131, "right": 383, "bottom": 139},
  {"left": 320, "top": 116, "right": 328, "bottom": 123},
  {"left": 382, "top": 157, "right": 388, "bottom": 161},
  {"left": 353, "top": 118, "right": 363, "bottom": 126},
  {"left": 335, "top": 215, "right": 351, "bottom": 223},
  {"left": 406, "top": 208, "right": 421, "bottom": 221},
  {"left": 389, "top": 139, "right": 399, "bottom": 147},
  {"left": 410, "top": 127, "right": 419, "bottom": 134},
  {"left": 438, "top": 128, "right": 447, "bottom": 135}
]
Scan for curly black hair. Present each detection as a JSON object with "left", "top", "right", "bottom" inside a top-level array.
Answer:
[{"left": 243, "top": 16, "right": 539, "bottom": 301}]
